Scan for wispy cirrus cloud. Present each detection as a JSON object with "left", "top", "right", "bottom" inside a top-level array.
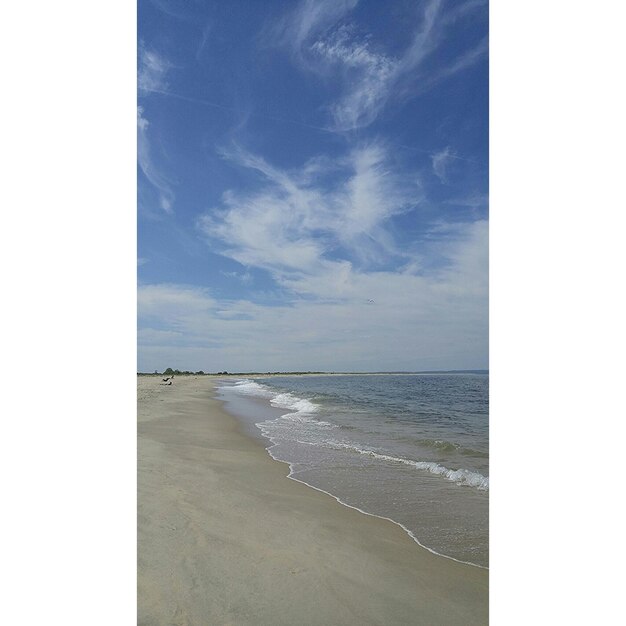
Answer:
[
  {"left": 270, "top": 0, "right": 359, "bottom": 63},
  {"left": 139, "top": 127, "right": 487, "bottom": 371},
  {"left": 137, "top": 0, "right": 488, "bottom": 373},
  {"left": 444, "top": 193, "right": 489, "bottom": 210},
  {"left": 431, "top": 146, "right": 454, "bottom": 183},
  {"left": 138, "top": 216, "right": 487, "bottom": 372},
  {"left": 198, "top": 142, "right": 419, "bottom": 280},
  {"left": 196, "top": 21, "right": 212, "bottom": 61},
  {"left": 272, "top": 0, "right": 487, "bottom": 131},
  {"left": 138, "top": 43, "right": 170, "bottom": 94},
  {"left": 221, "top": 270, "right": 253, "bottom": 285},
  {"left": 311, "top": 25, "right": 396, "bottom": 130},
  {"left": 137, "top": 45, "right": 176, "bottom": 213},
  {"left": 137, "top": 106, "right": 175, "bottom": 214},
  {"left": 193, "top": 142, "right": 488, "bottom": 358}
]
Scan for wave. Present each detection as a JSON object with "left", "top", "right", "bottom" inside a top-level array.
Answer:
[
  {"left": 417, "top": 438, "right": 489, "bottom": 458},
  {"left": 228, "top": 379, "right": 276, "bottom": 399},
  {"left": 221, "top": 379, "right": 336, "bottom": 430},
  {"left": 218, "top": 377, "right": 488, "bottom": 567},
  {"left": 224, "top": 379, "right": 322, "bottom": 416},
  {"left": 221, "top": 379, "right": 489, "bottom": 490},
  {"left": 318, "top": 440, "right": 489, "bottom": 490},
  {"left": 271, "top": 391, "right": 320, "bottom": 415}
]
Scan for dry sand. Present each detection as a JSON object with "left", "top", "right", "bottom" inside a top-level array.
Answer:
[{"left": 138, "top": 376, "right": 488, "bottom": 625}]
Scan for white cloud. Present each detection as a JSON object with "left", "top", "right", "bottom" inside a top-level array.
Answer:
[
  {"left": 196, "top": 21, "right": 212, "bottom": 61},
  {"left": 138, "top": 140, "right": 492, "bottom": 372},
  {"left": 444, "top": 193, "right": 489, "bottom": 210},
  {"left": 137, "top": 46, "right": 175, "bottom": 213},
  {"left": 273, "top": 0, "right": 487, "bottom": 131},
  {"left": 138, "top": 220, "right": 487, "bottom": 372},
  {"left": 137, "top": 106, "right": 174, "bottom": 213},
  {"left": 431, "top": 146, "right": 454, "bottom": 183},
  {"left": 271, "top": 0, "right": 359, "bottom": 62},
  {"left": 221, "top": 270, "right": 253, "bottom": 285},
  {"left": 136, "top": 2, "right": 488, "bottom": 372},
  {"left": 198, "top": 142, "right": 418, "bottom": 278},
  {"left": 425, "top": 35, "right": 488, "bottom": 88},
  {"left": 312, "top": 26, "right": 395, "bottom": 130},
  {"left": 138, "top": 43, "right": 170, "bottom": 94}
]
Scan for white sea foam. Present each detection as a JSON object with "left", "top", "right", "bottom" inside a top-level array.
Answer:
[
  {"left": 323, "top": 441, "right": 489, "bottom": 490},
  {"left": 261, "top": 441, "right": 487, "bottom": 570},
  {"left": 222, "top": 379, "right": 489, "bottom": 491},
  {"left": 220, "top": 379, "right": 333, "bottom": 429},
  {"left": 227, "top": 379, "right": 275, "bottom": 398},
  {"left": 218, "top": 377, "right": 488, "bottom": 568},
  {"left": 270, "top": 392, "right": 320, "bottom": 415}
]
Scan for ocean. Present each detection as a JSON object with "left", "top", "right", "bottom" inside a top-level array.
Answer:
[{"left": 217, "top": 373, "right": 489, "bottom": 568}]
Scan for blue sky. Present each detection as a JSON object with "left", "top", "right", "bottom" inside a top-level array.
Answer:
[{"left": 138, "top": 0, "right": 488, "bottom": 373}]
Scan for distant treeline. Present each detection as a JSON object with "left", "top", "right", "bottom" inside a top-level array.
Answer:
[
  {"left": 137, "top": 369, "right": 328, "bottom": 376},
  {"left": 137, "top": 369, "right": 488, "bottom": 376}
]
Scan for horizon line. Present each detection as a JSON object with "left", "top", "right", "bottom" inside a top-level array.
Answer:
[{"left": 138, "top": 369, "right": 489, "bottom": 375}]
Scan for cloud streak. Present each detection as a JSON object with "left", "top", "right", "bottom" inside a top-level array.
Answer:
[
  {"left": 271, "top": 0, "right": 359, "bottom": 62},
  {"left": 138, "top": 43, "right": 170, "bottom": 94},
  {"left": 137, "top": 0, "right": 488, "bottom": 372},
  {"left": 138, "top": 218, "right": 487, "bottom": 372},
  {"left": 198, "top": 142, "right": 418, "bottom": 281},
  {"left": 137, "top": 106, "right": 175, "bottom": 214},
  {"left": 273, "top": 0, "right": 487, "bottom": 131},
  {"left": 138, "top": 132, "right": 487, "bottom": 371},
  {"left": 137, "top": 45, "right": 176, "bottom": 213},
  {"left": 431, "top": 146, "right": 454, "bottom": 183},
  {"left": 162, "top": 142, "right": 490, "bottom": 372}
]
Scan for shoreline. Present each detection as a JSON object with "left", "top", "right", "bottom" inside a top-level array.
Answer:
[
  {"left": 265, "top": 443, "right": 488, "bottom": 571},
  {"left": 139, "top": 371, "right": 488, "bottom": 379},
  {"left": 138, "top": 375, "right": 488, "bottom": 625},
  {"left": 217, "top": 378, "right": 488, "bottom": 570}
]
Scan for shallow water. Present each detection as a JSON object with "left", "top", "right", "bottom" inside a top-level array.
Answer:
[{"left": 217, "top": 373, "right": 489, "bottom": 567}]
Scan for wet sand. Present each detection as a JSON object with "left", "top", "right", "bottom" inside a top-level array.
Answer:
[{"left": 138, "top": 376, "right": 488, "bottom": 625}]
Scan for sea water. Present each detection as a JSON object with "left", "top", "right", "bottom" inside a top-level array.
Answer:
[{"left": 217, "top": 373, "right": 488, "bottom": 567}]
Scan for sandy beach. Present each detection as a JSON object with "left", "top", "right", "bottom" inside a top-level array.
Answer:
[{"left": 138, "top": 376, "right": 488, "bottom": 625}]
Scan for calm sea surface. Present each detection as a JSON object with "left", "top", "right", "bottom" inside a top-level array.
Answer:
[{"left": 217, "top": 373, "right": 488, "bottom": 567}]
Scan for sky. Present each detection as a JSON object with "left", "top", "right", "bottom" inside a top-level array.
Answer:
[{"left": 137, "top": 0, "right": 488, "bottom": 373}]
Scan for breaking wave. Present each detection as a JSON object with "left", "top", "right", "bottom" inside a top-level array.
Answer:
[{"left": 222, "top": 379, "right": 488, "bottom": 491}]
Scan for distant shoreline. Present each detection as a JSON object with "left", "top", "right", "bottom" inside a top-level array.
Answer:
[{"left": 137, "top": 369, "right": 489, "bottom": 377}]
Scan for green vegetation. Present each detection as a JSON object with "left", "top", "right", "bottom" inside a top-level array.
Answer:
[{"left": 137, "top": 368, "right": 330, "bottom": 376}]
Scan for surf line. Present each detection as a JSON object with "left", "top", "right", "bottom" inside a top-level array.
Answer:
[{"left": 261, "top": 434, "right": 488, "bottom": 570}]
